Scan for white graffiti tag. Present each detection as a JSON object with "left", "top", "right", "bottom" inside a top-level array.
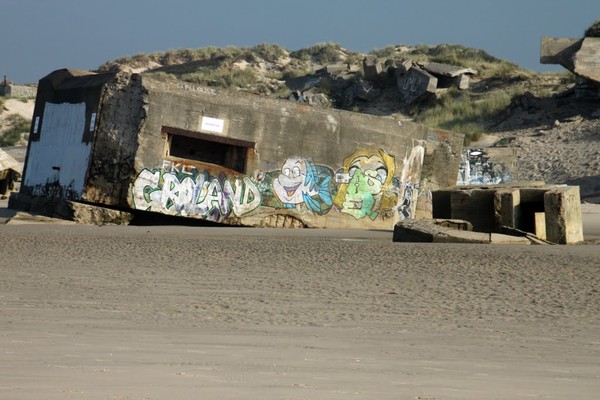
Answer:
[{"left": 132, "top": 169, "right": 261, "bottom": 219}]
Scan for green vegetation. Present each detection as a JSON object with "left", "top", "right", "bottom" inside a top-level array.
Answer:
[
  {"left": 290, "top": 42, "right": 346, "bottom": 64},
  {"left": 414, "top": 89, "right": 510, "bottom": 143},
  {"left": 585, "top": 19, "right": 600, "bottom": 37},
  {"left": 179, "top": 67, "right": 258, "bottom": 89},
  {"left": 98, "top": 42, "right": 575, "bottom": 143},
  {"left": 413, "top": 75, "right": 566, "bottom": 145},
  {"left": 250, "top": 43, "right": 288, "bottom": 62},
  {"left": 0, "top": 114, "right": 30, "bottom": 147},
  {"left": 370, "top": 44, "right": 529, "bottom": 79}
]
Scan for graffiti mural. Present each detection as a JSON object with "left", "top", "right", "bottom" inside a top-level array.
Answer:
[
  {"left": 397, "top": 143, "right": 425, "bottom": 219},
  {"left": 131, "top": 144, "right": 426, "bottom": 224},
  {"left": 272, "top": 157, "right": 333, "bottom": 215},
  {"left": 132, "top": 168, "right": 260, "bottom": 221},
  {"left": 333, "top": 148, "right": 399, "bottom": 220},
  {"left": 457, "top": 148, "right": 513, "bottom": 185}
]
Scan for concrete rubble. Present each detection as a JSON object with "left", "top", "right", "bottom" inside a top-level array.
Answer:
[
  {"left": 541, "top": 36, "right": 600, "bottom": 97},
  {"left": 393, "top": 218, "right": 531, "bottom": 244}
]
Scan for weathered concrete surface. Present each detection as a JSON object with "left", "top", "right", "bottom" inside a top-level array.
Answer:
[
  {"left": 362, "top": 55, "right": 382, "bottom": 81},
  {"left": 541, "top": 36, "right": 600, "bottom": 83},
  {"left": 17, "top": 69, "right": 464, "bottom": 230},
  {"left": 457, "top": 147, "right": 518, "bottom": 185},
  {"left": 396, "top": 67, "right": 438, "bottom": 104},
  {"left": 433, "top": 184, "right": 584, "bottom": 244},
  {"left": 544, "top": 186, "right": 584, "bottom": 244},
  {"left": 9, "top": 192, "right": 133, "bottom": 225},
  {"left": 422, "top": 62, "right": 477, "bottom": 90},
  {"left": 393, "top": 219, "right": 530, "bottom": 244}
]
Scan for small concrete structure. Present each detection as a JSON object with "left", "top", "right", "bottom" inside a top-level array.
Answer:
[
  {"left": 431, "top": 184, "right": 584, "bottom": 244},
  {"left": 422, "top": 62, "right": 478, "bottom": 90},
  {"left": 11, "top": 69, "right": 464, "bottom": 228},
  {"left": 392, "top": 60, "right": 478, "bottom": 104},
  {"left": 0, "top": 77, "right": 37, "bottom": 98}
]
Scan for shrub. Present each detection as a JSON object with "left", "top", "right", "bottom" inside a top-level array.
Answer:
[
  {"left": 180, "top": 66, "right": 258, "bottom": 89},
  {"left": 414, "top": 88, "right": 515, "bottom": 144},
  {"left": 369, "top": 45, "right": 398, "bottom": 59},
  {"left": 251, "top": 44, "right": 287, "bottom": 61},
  {"left": 290, "top": 42, "right": 343, "bottom": 64},
  {"left": 585, "top": 19, "right": 600, "bottom": 37},
  {"left": 0, "top": 114, "right": 31, "bottom": 146}
]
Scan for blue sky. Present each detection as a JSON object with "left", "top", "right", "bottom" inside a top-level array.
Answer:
[{"left": 1, "top": 0, "right": 599, "bottom": 83}]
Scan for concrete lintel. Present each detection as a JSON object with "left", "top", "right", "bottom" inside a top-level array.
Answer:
[{"left": 540, "top": 36, "right": 581, "bottom": 67}]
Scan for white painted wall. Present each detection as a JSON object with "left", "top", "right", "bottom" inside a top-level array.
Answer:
[{"left": 24, "top": 102, "right": 92, "bottom": 198}]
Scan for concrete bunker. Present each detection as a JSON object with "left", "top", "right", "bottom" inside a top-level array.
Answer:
[
  {"left": 428, "top": 184, "right": 583, "bottom": 244},
  {"left": 10, "top": 68, "right": 465, "bottom": 229}
]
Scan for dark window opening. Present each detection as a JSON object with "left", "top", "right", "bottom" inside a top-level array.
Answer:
[
  {"left": 163, "top": 126, "right": 254, "bottom": 174},
  {"left": 518, "top": 201, "right": 545, "bottom": 234}
]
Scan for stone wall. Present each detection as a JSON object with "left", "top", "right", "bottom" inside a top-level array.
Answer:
[{"left": 0, "top": 84, "right": 37, "bottom": 98}]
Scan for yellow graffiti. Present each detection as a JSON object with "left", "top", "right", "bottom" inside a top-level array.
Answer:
[{"left": 334, "top": 148, "right": 398, "bottom": 219}]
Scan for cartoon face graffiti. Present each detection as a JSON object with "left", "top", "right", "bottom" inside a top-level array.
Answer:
[
  {"left": 273, "top": 158, "right": 310, "bottom": 205},
  {"left": 272, "top": 157, "right": 333, "bottom": 213},
  {"left": 334, "top": 149, "right": 397, "bottom": 220}
]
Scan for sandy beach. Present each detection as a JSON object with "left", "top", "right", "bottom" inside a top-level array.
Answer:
[{"left": 1, "top": 212, "right": 599, "bottom": 399}]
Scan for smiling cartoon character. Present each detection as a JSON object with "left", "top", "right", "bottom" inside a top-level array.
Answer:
[
  {"left": 273, "top": 157, "right": 332, "bottom": 213},
  {"left": 334, "top": 148, "right": 397, "bottom": 220}
]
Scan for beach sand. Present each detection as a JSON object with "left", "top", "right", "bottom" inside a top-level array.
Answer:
[{"left": 1, "top": 219, "right": 599, "bottom": 399}]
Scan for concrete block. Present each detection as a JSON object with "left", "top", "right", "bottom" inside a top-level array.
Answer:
[
  {"left": 494, "top": 189, "right": 520, "bottom": 229},
  {"left": 534, "top": 212, "right": 546, "bottom": 240},
  {"left": 363, "top": 56, "right": 382, "bottom": 81},
  {"left": 393, "top": 220, "right": 436, "bottom": 242},
  {"left": 433, "top": 229, "right": 490, "bottom": 244},
  {"left": 544, "top": 186, "right": 584, "bottom": 244},
  {"left": 490, "top": 233, "right": 531, "bottom": 245},
  {"left": 397, "top": 67, "right": 438, "bottom": 104},
  {"left": 450, "top": 189, "right": 496, "bottom": 232}
]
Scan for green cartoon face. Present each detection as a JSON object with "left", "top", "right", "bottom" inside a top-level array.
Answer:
[{"left": 341, "top": 168, "right": 383, "bottom": 220}]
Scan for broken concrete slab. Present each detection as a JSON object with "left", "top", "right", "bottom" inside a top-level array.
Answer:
[
  {"left": 9, "top": 192, "right": 133, "bottom": 225},
  {"left": 393, "top": 219, "right": 530, "bottom": 244},
  {"left": 397, "top": 67, "right": 438, "bottom": 104},
  {"left": 421, "top": 62, "right": 477, "bottom": 90},
  {"left": 573, "top": 37, "right": 600, "bottom": 83},
  {"left": 541, "top": 36, "right": 600, "bottom": 84},
  {"left": 422, "top": 62, "right": 478, "bottom": 78},
  {"left": 489, "top": 233, "right": 531, "bottom": 244}
]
